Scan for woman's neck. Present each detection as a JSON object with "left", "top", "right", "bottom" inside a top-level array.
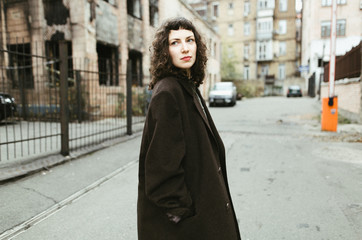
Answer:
[{"left": 186, "top": 69, "right": 191, "bottom": 79}]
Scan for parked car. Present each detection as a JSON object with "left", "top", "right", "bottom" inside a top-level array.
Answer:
[
  {"left": 287, "top": 85, "right": 302, "bottom": 97},
  {"left": 0, "top": 93, "right": 17, "bottom": 121},
  {"left": 209, "top": 82, "right": 237, "bottom": 107}
]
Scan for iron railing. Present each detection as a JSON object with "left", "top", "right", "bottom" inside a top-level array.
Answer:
[{"left": 0, "top": 41, "right": 148, "bottom": 163}]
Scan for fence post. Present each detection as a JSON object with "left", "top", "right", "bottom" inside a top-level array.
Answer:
[
  {"left": 59, "top": 41, "right": 69, "bottom": 156},
  {"left": 126, "top": 60, "right": 132, "bottom": 135},
  {"left": 75, "top": 70, "right": 82, "bottom": 123}
]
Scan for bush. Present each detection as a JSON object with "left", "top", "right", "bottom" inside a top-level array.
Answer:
[{"left": 234, "top": 80, "right": 264, "bottom": 98}]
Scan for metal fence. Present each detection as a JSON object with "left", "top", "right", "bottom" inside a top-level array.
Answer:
[
  {"left": 324, "top": 41, "right": 361, "bottom": 82},
  {"left": 0, "top": 41, "right": 148, "bottom": 163}
]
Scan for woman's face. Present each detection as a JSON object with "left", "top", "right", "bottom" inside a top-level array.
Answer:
[{"left": 168, "top": 28, "right": 197, "bottom": 71}]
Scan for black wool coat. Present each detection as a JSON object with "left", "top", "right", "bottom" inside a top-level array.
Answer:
[{"left": 137, "top": 76, "right": 241, "bottom": 240}]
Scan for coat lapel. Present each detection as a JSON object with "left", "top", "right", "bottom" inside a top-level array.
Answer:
[{"left": 174, "top": 78, "right": 218, "bottom": 142}]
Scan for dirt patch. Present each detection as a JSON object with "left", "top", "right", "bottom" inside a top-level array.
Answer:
[{"left": 313, "top": 132, "right": 362, "bottom": 143}]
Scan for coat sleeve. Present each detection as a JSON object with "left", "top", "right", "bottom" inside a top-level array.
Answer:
[{"left": 144, "top": 90, "right": 194, "bottom": 219}]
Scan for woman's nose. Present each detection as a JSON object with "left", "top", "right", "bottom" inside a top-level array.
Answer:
[{"left": 181, "top": 42, "right": 189, "bottom": 52}]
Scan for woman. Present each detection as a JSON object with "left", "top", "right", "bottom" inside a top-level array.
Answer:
[{"left": 137, "top": 17, "right": 241, "bottom": 240}]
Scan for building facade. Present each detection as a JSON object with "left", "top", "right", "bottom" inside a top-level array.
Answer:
[
  {"left": 0, "top": 0, "right": 220, "bottom": 107},
  {"left": 189, "top": 0, "right": 301, "bottom": 95},
  {"left": 301, "top": 0, "right": 362, "bottom": 97}
]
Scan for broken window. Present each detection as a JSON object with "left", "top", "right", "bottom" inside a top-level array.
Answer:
[
  {"left": 7, "top": 43, "right": 34, "bottom": 89},
  {"left": 97, "top": 43, "right": 119, "bottom": 86},
  {"left": 127, "top": 0, "right": 142, "bottom": 19},
  {"left": 43, "top": 0, "right": 69, "bottom": 25},
  {"left": 149, "top": 0, "right": 159, "bottom": 27},
  {"left": 129, "top": 50, "right": 143, "bottom": 86},
  {"left": 45, "top": 41, "right": 74, "bottom": 87}
]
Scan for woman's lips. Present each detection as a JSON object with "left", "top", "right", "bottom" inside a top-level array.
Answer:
[{"left": 181, "top": 56, "right": 191, "bottom": 61}]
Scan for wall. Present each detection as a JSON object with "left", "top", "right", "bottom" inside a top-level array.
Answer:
[
  {"left": 301, "top": 0, "right": 362, "bottom": 97},
  {"left": 321, "top": 78, "right": 362, "bottom": 123}
]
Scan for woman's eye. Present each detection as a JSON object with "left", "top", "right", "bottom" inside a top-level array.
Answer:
[
  {"left": 187, "top": 39, "right": 195, "bottom": 43},
  {"left": 170, "top": 41, "right": 178, "bottom": 45}
]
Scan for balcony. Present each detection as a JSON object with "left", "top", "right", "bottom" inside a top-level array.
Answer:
[
  {"left": 265, "top": 75, "right": 275, "bottom": 84},
  {"left": 257, "top": 9, "right": 274, "bottom": 18},
  {"left": 257, "top": 31, "right": 273, "bottom": 40}
]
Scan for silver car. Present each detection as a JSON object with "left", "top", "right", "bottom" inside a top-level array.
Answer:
[{"left": 208, "top": 82, "right": 237, "bottom": 107}]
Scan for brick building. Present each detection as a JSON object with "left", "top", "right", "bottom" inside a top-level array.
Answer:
[{"left": 0, "top": 0, "right": 220, "bottom": 114}]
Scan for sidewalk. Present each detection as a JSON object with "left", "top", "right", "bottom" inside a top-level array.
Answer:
[
  {"left": 0, "top": 133, "right": 142, "bottom": 239},
  {"left": 0, "top": 122, "right": 145, "bottom": 182}
]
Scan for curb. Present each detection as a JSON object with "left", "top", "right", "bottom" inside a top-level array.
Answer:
[{"left": 0, "top": 132, "right": 142, "bottom": 182}]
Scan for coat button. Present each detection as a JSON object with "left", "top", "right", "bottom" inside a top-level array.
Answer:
[
  {"left": 218, "top": 167, "right": 222, "bottom": 174},
  {"left": 226, "top": 202, "right": 230, "bottom": 210}
]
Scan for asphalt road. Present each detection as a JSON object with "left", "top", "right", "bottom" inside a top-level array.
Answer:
[{"left": 1, "top": 96, "right": 361, "bottom": 240}]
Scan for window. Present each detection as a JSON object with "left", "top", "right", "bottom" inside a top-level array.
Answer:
[
  {"left": 8, "top": 43, "right": 34, "bottom": 89},
  {"left": 322, "top": 0, "right": 332, "bottom": 6},
  {"left": 244, "top": 65, "right": 250, "bottom": 80},
  {"left": 279, "top": 41, "right": 286, "bottom": 56},
  {"left": 97, "top": 43, "right": 119, "bottom": 86},
  {"left": 261, "top": 65, "right": 269, "bottom": 76},
  {"left": 279, "top": 0, "right": 287, "bottom": 11},
  {"left": 244, "top": 44, "right": 250, "bottom": 60},
  {"left": 228, "top": 2, "right": 234, "bottom": 15},
  {"left": 278, "top": 63, "right": 285, "bottom": 80},
  {"left": 244, "top": 22, "right": 250, "bottom": 36},
  {"left": 258, "top": 41, "right": 267, "bottom": 59},
  {"left": 258, "top": 0, "right": 274, "bottom": 9},
  {"left": 321, "top": 21, "right": 330, "bottom": 37},
  {"left": 258, "top": 0, "right": 268, "bottom": 8},
  {"left": 257, "top": 19, "right": 272, "bottom": 33},
  {"left": 209, "top": 39, "right": 216, "bottom": 57},
  {"left": 43, "top": 0, "right": 69, "bottom": 25},
  {"left": 45, "top": 41, "right": 73, "bottom": 88},
  {"left": 336, "top": 19, "right": 346, "bottom": 36},
  {"left": 321, "top": 19, "right": 346, "bottom": 37},
  {"left": 212, "top": 2, "right": 219, "bottom": 18},
  {"left": 210, "top": 41, "right": 216, "bottom": 57},
  {"left": 244, "top": 1, "right": 250, "bottom": 16},
  {"left": 228, "top": 24, "right": 234, "bottom": 36},
  {"left": 195, "top": 7, "right": 207, "bottom": 19},
  {"left": 322, "top": 0, "right": 347, "bottom": 7},
  {"left": 322, "top": 0, "right": 347, "bottom": 6},
  {"left": 256, "top": 40, "right": 272, "bottom": 60},
  {"left": 127, "top": 0, "right": 142, "bottom": 19},
  {"left": 278, "top": 20, "right": 287, "bottom": 34},
  {"left": 149, "top": 0, "right": 159, "bottom": 27},
  {"left": 129, "top": 50, "right": 143, "bottom": 86}
]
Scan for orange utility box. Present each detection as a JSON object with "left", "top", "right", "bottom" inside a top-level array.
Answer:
[{"left": 321, "top": 97, "right": 338, "bottom": 132}]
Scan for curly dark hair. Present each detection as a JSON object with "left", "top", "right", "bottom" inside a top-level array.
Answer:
[{"left": 149, "top": 17, "right": 208, "bottom": 89}]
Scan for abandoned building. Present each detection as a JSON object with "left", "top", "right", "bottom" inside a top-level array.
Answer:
[{"left": 0, "top": 0, "right": 221, "bottom": 117}]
